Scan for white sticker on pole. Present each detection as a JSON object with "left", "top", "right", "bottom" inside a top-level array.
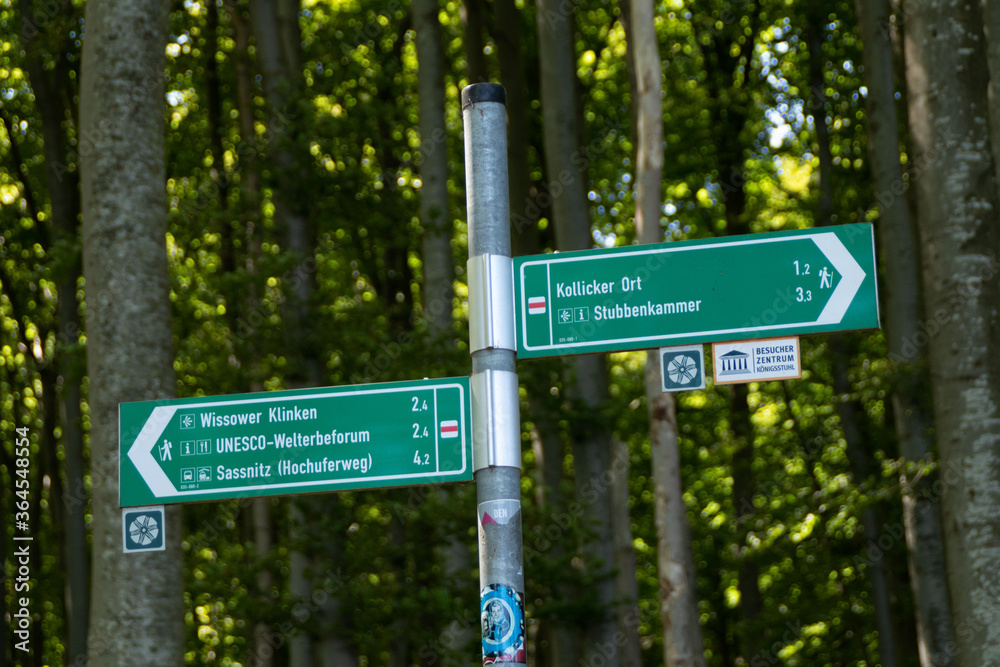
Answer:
[{"left": 712, "top": 336, "right": 802, "bottom": 385}]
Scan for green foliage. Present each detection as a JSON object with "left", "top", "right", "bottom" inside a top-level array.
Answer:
[{"left": 0, "top": 0, "right": 929, "bottom": 664}]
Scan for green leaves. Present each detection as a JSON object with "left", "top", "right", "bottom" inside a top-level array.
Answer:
[{"left": 0, "top": 0, "right": 928, "bottom": 664}]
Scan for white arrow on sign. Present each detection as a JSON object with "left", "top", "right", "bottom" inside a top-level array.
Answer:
[
  {"left": 127, "top": 406, "right": 180, "bottom": 498},
  {"left": 811, "top": 233, "right": 866, "bottom": 325}
]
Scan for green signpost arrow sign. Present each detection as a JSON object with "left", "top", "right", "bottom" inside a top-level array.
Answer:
[
  {"left": 514, "top": 223, "right": 879, "bottom": 358},
  {"left": 120, "top": 377, "right": 472, "bottom": 507}
]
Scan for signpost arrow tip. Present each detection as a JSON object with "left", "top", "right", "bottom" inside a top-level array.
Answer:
[
  {"left": 127, "top": 406, "right": 180, "bottom": 499},
  {"left": 812, "top": 233, "right": 866, "bottom": 325}
]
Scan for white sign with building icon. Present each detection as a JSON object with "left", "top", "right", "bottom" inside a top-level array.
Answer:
[{"left": 712, "top": 336, "right": 802, "bottom": 385}]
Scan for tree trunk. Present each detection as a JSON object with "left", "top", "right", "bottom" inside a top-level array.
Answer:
[
  {"left": 629, "top": 0, "right": 661, "bottom": 248},
  {"left": 491, "top": 0, "right": 539, "bottom": 257},
  {"left": 644, "top": 371, "right": 706, "bottom": 667},
  {"left": 462, "top": 0, "right": 489, "bottom": 84},
  {"left": 1, "top": 423, "right": 7, "bottom": 666},
  {"left": 904, "top": 3, "right": 1000, "bottom": 665},
  {"left": 617, "top": 0, "right": 638, "bottom": 136},
  {"left": 248, "top": 498, "right": 275, "bottom": 667},
  {"left": 40, "top": 367, "right": 61, "bottom": 667},
  {"left": 536, "top": 0, "right": 586, "bottom": 253},
  {"left": 806, "top": 13, "right": 900, "bottom": 665},
  {"left": 983, "top": 0, "right": 1000, "bottom": 194},
  {"left": 855, "top": 1, "right": 956, "bottom": 664},
  {"left": 415, "top": 6, "right": 469, "bottom": 664},
  {"left": 628, "top": 0, "right": 704, "bottom": 664},
  {"left": 287, "top": 503, "right": 313, "bottom": 667},
  {"left": 699, "top": 12, "right": 762, "bottom": 658},
  {"left": 316, "top": 584, "right": 358, "bottom": 666},
  {"left": 58, "top": 376, "right": 89, "bottom": 664},
  {"left": 79, "top": 2, "right": 183, "bottom": 665},
  {"left": 388, "top": 515, "right": 412, "bottom": 667},
  {"left": 19, "top": 3, "right": 89, "bottom": 660},
  {"left": 536, "top": 1, "right": 619, "bottom": 664},
  {"left": 805, "top": 13, "right": 834, "bottom": 228},
  {"left": 276, "top": 0, "right": 301, "bottom": 81},
  {"left": 413, "top": 0, "right": 454, "bottom": 335},
  {"left": 572, "top": 360, "right": 619, "bottom": 666},
  {"left": 250, "top": 5, "right": 347, "bottom": 666},
  {"left": 610, "top": 436, "right": 642, "bottom": 667},
  {"left": 224, "top": 0, "right": 262, "bottom": 203},
  {"left": 248, "top": 0, "right": 315, "bottom": 379},
  {"left": 728, "top": 386, "right": 765, "bottom": 660},
  {"left": 834, "top": 347, "right": 900, "bottom": 667},
  {"left": 218, "top": 5, "right": 277, "bottom": 664},
  {"left": 525, "top": 396, "right": 575, "bottom": 665}
]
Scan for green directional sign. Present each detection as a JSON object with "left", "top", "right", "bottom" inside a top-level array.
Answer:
[
  {"left": 120, "top": 378, "right": 472, "bottom": 507},
  {"left": 514, "top": 223, "right": 879, "bottom": 358}
]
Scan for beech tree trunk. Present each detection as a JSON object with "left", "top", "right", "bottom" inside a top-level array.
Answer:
[
  {"left": 249, "top": 4, "right": 317, "bottom": 665},
  {"left": 644, "top": 375, "right": 705, "bottom": 667},
  {"left": 462, "top": 0, "right": 488, "bottom": 84},
  {"left": 249, "top": 4, "right": 354, "bottom": 666},
  {"left": 806, "top": 15, "right": 899, "bottom": 665},
  {"left": 525, "top": 399, "right": 573, "bottom": 664},
  {"left": 610, "top": 436, "right": 642, "bottom": 667},
  {"left": 413, "top": 0, "right": 454, "bottom": 335},
  {"left": 983, "top": 0, "right": 1000, "bottom": 193},
  {"left": 728, "top": 387, "right": 765, "bottom": 660},
  {"left": 698, "top": 12, "right": 762, "bottom": 660},
  {"left": 904, "top": 3, "right": 1000, "bottom": 665},
  {"left": 79, "top": 2, "right": 183, "bottom": 665},
  {"left": 19, "top": 1, "right": 89, "bottom": 660},
  {"left": 536, "top": 2, "right": 619, "bottom": 664},
  {"left": 627, "top": 0, "right": 705, "bottom": 664},
  {"left": 805, "top": 13, "right": 834, "bottom": 228},
  {"left": 248, "top": 0, "right": 313, "bottom": 364},
  {"left": 492, "top": 0, "right": 539, "bottom": 256},
  {"left": 834, "top": 349, "right": 899, "bottom": 667},
  {"left": 855, "top": 1, "right": 956, "bottom": 664},
  {"left": 246, "top": 499, "right": 275, "bottom": 667}
]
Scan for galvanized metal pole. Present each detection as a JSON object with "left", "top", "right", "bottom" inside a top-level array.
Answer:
[{"left": 462, "top": 83, "right": 526, "bottom": 664}]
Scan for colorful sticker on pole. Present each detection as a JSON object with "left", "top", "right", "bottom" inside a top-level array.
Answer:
[
  {"left": 481, "top": 584, "right": 526, "bottom": 664},
  {"left": 478, "top": 499, "right": 520, "bottom": 527}
]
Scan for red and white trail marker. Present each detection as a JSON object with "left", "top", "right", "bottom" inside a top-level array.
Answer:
[{"left": 528, "top": 296, "right": 546, "bottom": 315}]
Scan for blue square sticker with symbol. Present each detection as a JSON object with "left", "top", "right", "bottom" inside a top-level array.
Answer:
[
  {"left": 659, "top": 345, "right": 706, "bottom": 392},
  {"left": 122, "top": 506, "right": 166, "bottom": 553}
]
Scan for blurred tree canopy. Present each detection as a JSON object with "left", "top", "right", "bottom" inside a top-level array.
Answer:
[{"left": 2, "top": 0, "right": 998, "bottom": 665}]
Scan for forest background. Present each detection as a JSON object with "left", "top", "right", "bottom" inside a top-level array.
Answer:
[{"left": 1, "top": 0, "right": 999, "bottom": 666}]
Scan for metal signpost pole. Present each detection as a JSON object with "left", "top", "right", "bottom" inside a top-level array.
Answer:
[{"left": 462, "top": 83, "right": 527, "bottom": 664}]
